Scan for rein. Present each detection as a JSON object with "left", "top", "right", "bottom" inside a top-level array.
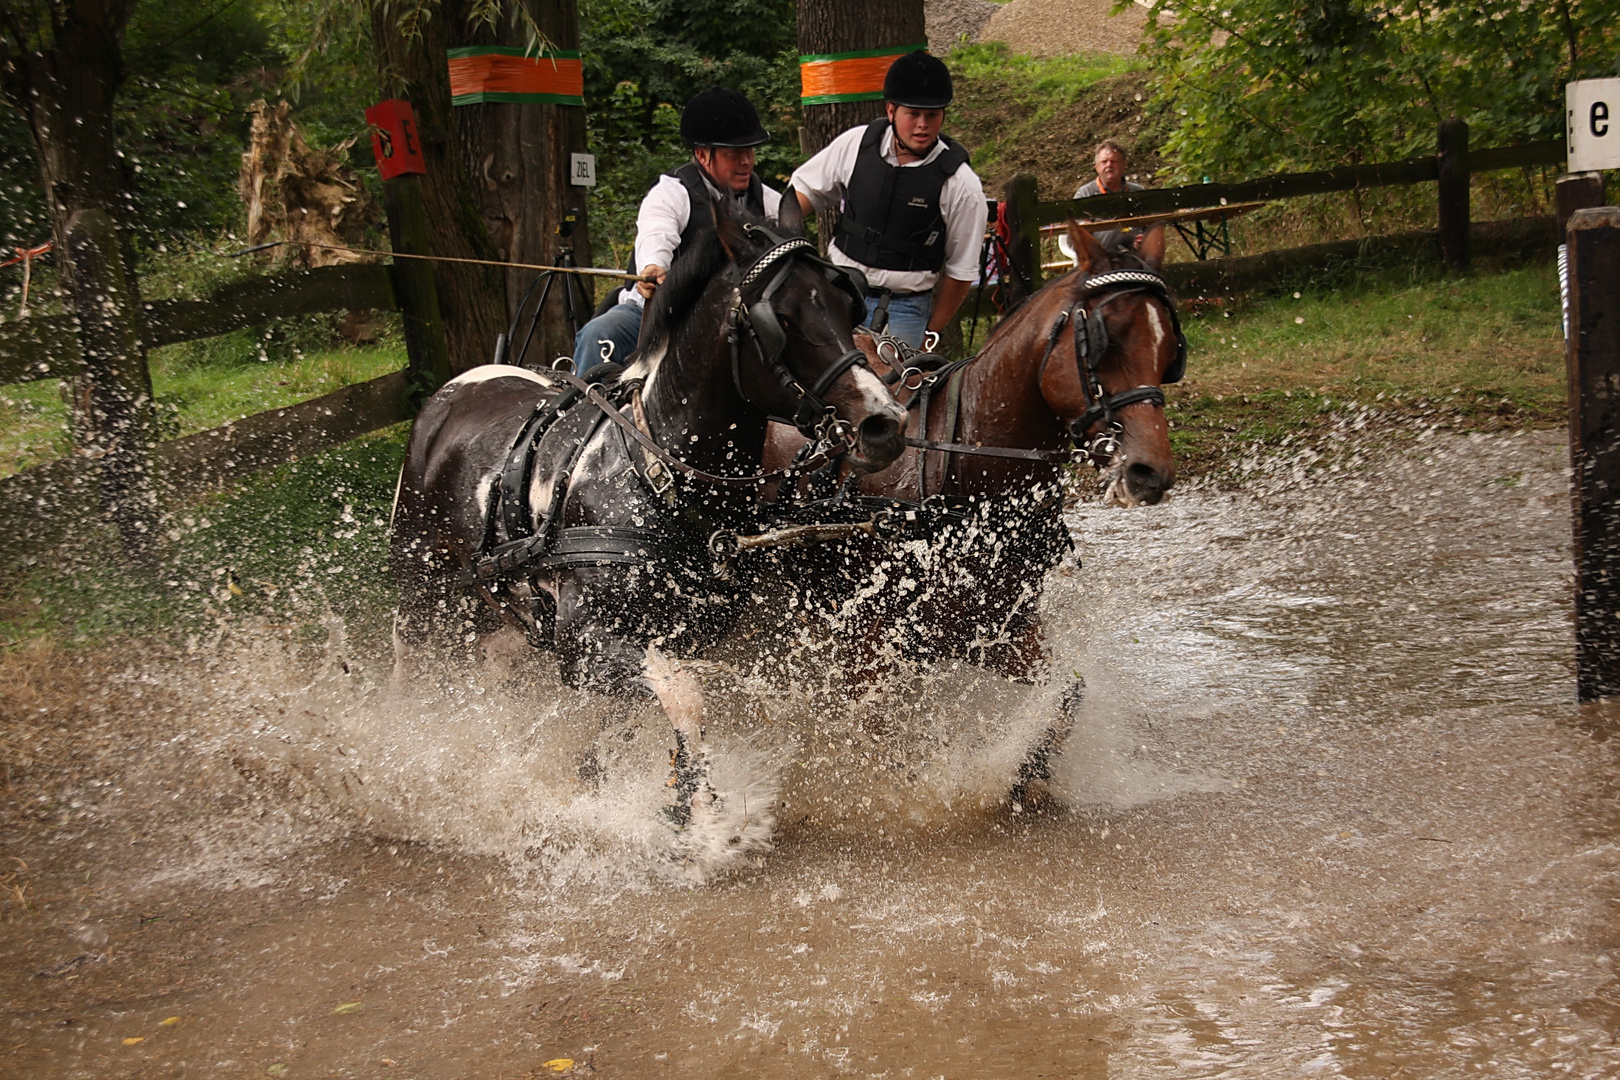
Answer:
[{"left": 547, "top": 366, "right": 844, "bottom": 489}]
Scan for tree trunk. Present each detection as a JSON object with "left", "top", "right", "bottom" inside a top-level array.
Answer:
[
  {"left": 371, "top": 1, "right": 509, "bottom": 373},
  {"left": 0, "top": 0, "right": 153, "bottom": 451},
  {"left": 796, "top": 0, "right": 926, "bottom": 157},
  {"left": 450, "top": 0, "right": 592, "bottom": 364},
  {"left": 65, "top": 208, "right": 155, "bottom": 559}
]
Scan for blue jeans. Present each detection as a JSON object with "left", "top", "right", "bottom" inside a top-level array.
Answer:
[
  {"left": 864, "top": 292, "right": 931, "bottom": 349},
  {"left": 572, "top": 301, "right": 643, "bottom": 375}
]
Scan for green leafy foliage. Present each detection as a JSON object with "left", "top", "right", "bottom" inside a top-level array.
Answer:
[
  {"left": 580, "top": 0, "right": 800, "bottom": 257},
  {"left": 1135, "top": 0, "right": 1620, "bottom": 178},
  {"left": 0, "top": 0, "right": 382, "bottom": 258}
]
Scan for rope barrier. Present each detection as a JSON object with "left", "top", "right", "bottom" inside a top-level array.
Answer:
[{"left": 221, "top": 239, "right": 650, "bottom": 280}]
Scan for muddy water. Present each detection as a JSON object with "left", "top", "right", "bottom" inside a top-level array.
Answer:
[{"left": 6, "top": 428, "right": 1620, "bottom": 1079}]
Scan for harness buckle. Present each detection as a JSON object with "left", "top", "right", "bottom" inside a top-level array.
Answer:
[{"left": 645, "top": 457, "right": 674, "bottom": 497}]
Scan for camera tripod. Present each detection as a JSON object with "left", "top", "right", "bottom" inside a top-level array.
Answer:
[{"left": 493, "top": 208, "right": 593, "bottom": 369}]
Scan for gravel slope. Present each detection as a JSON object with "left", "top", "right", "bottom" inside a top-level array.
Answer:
[{"left": 979, "top": 0, "right": 1147, "bottom": 57}]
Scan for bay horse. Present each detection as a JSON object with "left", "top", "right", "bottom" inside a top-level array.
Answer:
[
  {"left": 763, "top": 222, "right": 1185, "bottom": 797},
  {"left": 390, "top": 195, "right": 906, "bottom": 833}
]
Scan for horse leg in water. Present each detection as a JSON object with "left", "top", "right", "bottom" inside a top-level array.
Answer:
[
  {"left": 972, "top": 600, "right": 1050, "bottom": 684},
  {"left": 643, "top": 647, "right": 711, "bottom": 825},
  {"left": 388, "top": 494, "right": 502, "bottom": 682},
  {"left": 1011, "top": 676, "right": 1084, "bottom": 808},
  {"left": 553, "top": 576, "right": 715, "bottom": 824}
]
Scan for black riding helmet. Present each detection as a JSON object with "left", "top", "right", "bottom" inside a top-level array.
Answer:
[
  {"left": 883, "top": 51, "right": 953, "bottom": 110},
  {"left": 681, "top": 86, "right": 770, "bottom": 148}
]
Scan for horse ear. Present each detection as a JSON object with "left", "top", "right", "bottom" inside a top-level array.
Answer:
[
  {"left": 776, "top": 187, "right": 805, "bottom": 237},
  {"left": 1140, "top": 223, "right": 1167, "bottom": 271},
  {"left": 1067, "top": 219, "right": 1109, "bottom": 273},
  {"left": 712, "top": 195, "right": 747, "bottom": 262}
]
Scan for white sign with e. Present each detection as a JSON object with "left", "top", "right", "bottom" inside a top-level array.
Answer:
[{"left": 1568, "top": 79, "right": 1620, "bottom": 172}]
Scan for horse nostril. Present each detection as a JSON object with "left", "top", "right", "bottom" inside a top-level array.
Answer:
[
  {"left": 860, "top": 413, "right": 902, "bottom": 452},
  {"left": 1126, "top": 461, "right": 1170, "bottom": 504}
]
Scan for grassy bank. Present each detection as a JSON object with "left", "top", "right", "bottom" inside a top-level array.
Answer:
[
  {"left": 1, "top": 426, "right": 405, "bottom": 650},
  {"left": 0, "top": 335, "right": 406, "bottom": 478},
  {"left": 1164, "top": 261, "right": 1564, "bottom": 475}
]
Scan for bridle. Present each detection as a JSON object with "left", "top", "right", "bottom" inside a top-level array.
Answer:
[
  {"left": 726, "top": 223, "right": 872, "bottom": 447},
  {"left": 1038, "top": 268, "right": 1187, "bottom": 464}
]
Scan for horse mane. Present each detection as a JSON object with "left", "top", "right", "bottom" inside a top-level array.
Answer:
[{"left": 638, "top": 199, "right": 768, "bottom": 358}]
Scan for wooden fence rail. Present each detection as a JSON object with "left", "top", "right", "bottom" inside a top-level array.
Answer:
[
  {"left": 991, "top": 130, "right": 1564, "bottom": 314},
  {"left": 0, "top": 259, "right": 415, "bottom": 557},
  {"left": 0, "top": 263, "right": 400, "bottom": 384},
  {"left": 1032, "top": 138, "right": 1564, "bottom": 226}
]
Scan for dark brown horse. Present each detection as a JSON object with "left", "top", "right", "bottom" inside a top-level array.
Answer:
[
  {"left": 763, "top": 222, "right": 1185, "bottom": 794},
  {"left": 390, "top": 197, "right": 906, "bottom": 833}
]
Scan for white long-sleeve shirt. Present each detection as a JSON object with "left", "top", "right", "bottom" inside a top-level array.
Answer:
[
  {"left": 791, "top": 123, "right": 988, "bottom": 295},
  {"left": 618, "top": 169, "right": 783, "bottom": 309}
]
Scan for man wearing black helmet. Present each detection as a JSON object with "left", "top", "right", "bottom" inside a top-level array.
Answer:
[
  {"left": 572, "top": 86, "right": 782, "bottom": 373},
  {"left": 789, "top": 51, "right": 987, "bottom": 350}
]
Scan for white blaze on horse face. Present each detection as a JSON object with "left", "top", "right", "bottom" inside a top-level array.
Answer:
[
  {"left": 644, "top": 646, "right": 705, "bottom": 741},
  {"left": 1146, "top": 303, "right": 1169, "bottom": 355},
  {"left": 849, "top": 364, "right": 904, "bottom": 426}
]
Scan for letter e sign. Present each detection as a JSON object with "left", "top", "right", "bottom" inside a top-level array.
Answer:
[
  {"left": 366, "top": 99, "right": 427, "bottom": 180},
  {"left": 1567, "top": 79, "right": 1620, "bottom": 172}
]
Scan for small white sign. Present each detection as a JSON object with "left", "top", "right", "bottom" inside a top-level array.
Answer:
[
  {"left": 570, "top": 152, "right": 597, "bottom": 188},
  {"left": 1568, "top": 79, "right": 1620, "bottom": 172}
]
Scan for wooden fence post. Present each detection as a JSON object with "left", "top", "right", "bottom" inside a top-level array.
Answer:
[
  {"left": 63, "top": 208, "right": 155, "bottom": 561},
  {"left": 1002, "top": 174, "right": 1043, "bottom": 310},
  {"left": 1566, "top": 206, "right": 1620, "bottom": 701},
  {"left": 1558, "top": 173, "right": 1606, "bottom": 342},
  {"left": 1437, "top": 116, "right": 1470, "bottom": 272},
  {"left": 1557, "top": 173, "right": 1606, "bottom": 234}
]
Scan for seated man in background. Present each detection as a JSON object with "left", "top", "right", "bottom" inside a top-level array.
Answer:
[
  {"left": 571, "top": 86, "right": 782, "bottom": 374},
  {"left": 1073, "top": 139, "right": 1160, "bottom": 257}
]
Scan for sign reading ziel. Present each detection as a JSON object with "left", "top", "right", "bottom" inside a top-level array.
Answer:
[
  {"left": 1568, "top": 79, "right": 1620, "bottom": 172},
  {"left": 570, "top": 153, "right": 597, "bottom": 188}
]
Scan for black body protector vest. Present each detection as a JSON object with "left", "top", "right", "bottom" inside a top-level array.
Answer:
[
  {"left": 668, "top": 160, "right": 766, "bottom": 264},
  {"left": 593, "top": 161, "right": 769, "bottom": 317},
  {"left": 833, "top": 118, "right": 971, "bottom": 274}
]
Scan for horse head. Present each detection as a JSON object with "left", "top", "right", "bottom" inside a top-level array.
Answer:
[
  {"left": 1034, "top": 221, "right": 1183, "bottom": 507},
  {"left": 635, "top": 196, "right": 905, "bottom": 476},
  {"left": 726, "top": 194, "right": 905, "bottom": 472}
]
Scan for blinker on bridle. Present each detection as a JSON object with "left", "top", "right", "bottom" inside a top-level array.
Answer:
[
  {"left": 1045, "top": 269, "right": 1187, "bottom": 464},
  {"left": 728, "top": 223, "right": 872, "bottom": 445}
]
